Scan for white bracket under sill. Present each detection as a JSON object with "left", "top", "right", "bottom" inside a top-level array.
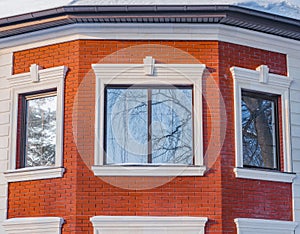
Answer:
[
  {"left": 4, "top": 166, "right": 65, "bottom": 182},
  {"left": 92, "top": 165, "right": 206, "bottom": 177},
  {"left": 234, "top": 167, "right": 296, "bottom": 183}
]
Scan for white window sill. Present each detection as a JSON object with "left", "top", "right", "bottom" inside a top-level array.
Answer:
[
  {"left": 234, "top": 167, "right": 296, "bottom": 183},
  {"left": 235, "top": 218, "right": 298, "bottom": 234},
  {"left": 3, "top": 217, "right": 64, "bottom": 234},
  {"left": 92, "top": 165, "right": 206, "bottom": 177},
  {"left": 4, "top": 166, "right": 65, "bottom": 182},
  {"left": 90, "top": 216, "right": 208, "bottom": 234}
]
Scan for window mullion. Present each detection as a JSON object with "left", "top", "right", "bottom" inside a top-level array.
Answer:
[{"left": 148, "top": 88, "right": 152, "bottom": 164}]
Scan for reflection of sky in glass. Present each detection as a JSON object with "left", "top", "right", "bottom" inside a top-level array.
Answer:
[
  {"left": 105, "top": 87, "right": 193, "bottom": 165},
  {"left": 106, "top": 89, "right": 148, "bottom": 164},
  {"left": 25, "top": 95, "right": 56, "bottom": 167}
]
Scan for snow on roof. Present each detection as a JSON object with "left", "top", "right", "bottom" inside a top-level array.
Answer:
[{"left": 0, "top": 0, "right": 300, "bottom": 20}]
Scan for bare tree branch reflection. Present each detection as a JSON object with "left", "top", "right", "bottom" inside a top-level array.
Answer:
[
  {"left": 106, "top": 87, "right": 193, "bottom": 165},
  {"left": 242, "top": 92, "right": 277, "bottom": 169},
  {"left": 25, "top": 95, "right": 56, "bottom": 167}
]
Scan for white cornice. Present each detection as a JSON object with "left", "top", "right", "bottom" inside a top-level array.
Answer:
[
  {"left": 7, "top": 65, "right": 68, "bottom": 86},
  {"left": 92, "top": 63, "right": 206, "bottom": 83},
  {"left": 230, "top": 66, "right": 293, "bottom": 89},
  {"left": 0, "top": 23, "right": 300, "bottom": 57}
]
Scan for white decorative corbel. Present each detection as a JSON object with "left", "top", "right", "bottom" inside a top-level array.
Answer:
[
  {"left": 143, "top": 56, "right": 155, "bottom": 76},
  {"left": 30, "top": 64, "right": 42, "bottom": 83},
  {"left": 256, "top": 65, "right": 269, "bottom": 84}
]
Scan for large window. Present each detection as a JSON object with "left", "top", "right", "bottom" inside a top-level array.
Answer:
[
  {"left": 92, "top": 60, "right": 206, "bottom": 176},
  {"left": 241, "top": 90, "right": 279, "bottom": 170},
  {"left": 105, "top": 85, "right": 193, "bottom": 165},
  {"left": 20, "top": 91, "right": 57, "bottom": 168}
]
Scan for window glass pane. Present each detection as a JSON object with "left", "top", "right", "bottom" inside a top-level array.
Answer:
[
  {"left": 106, "top": 88, "right": 148, "bottom": 164},
  {"left": 25, "top": 94, "right": 57, "bottom": 167},
  {"left": 105, "top": 86, "right": 193, "bottom": 165},
  {"left": 151, "top": 88, "right": 193, "bottom": 164},
  {"left": 241, "top": 92, "right": 278, "bottom": 169}
]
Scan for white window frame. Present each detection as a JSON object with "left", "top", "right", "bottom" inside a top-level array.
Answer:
[
  {"left": 4, "top": 64, "right": 68, "bottom": 182},
  {"left": 92, "top": 57, "right": 206, "bottom": 176},
  {"left": 231, "top": 65, "right": 296, "bottom": 183},
  {"left": 235, "top": 218, "right": 298, "bottom": 234},
  {"left": 90, "top": 216, "right": 208, "bottom": 234},
  {"left": 3, "top": 217, "right": 64, "bottom": 234}
]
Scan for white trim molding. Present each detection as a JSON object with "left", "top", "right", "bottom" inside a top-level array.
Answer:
[
  {"left": 231, "top": 65, "right": 293, "bottom": 182},
  {"left": 235, "top": 218, "right": 298, "bottom": 234},
  {"left": 92, "top": 59, "right": 206, "bottom": 176},
  {"left": 4, "top": 167, "right": 65, "bottom": 182},
  {"left": 2, "top": 217, "right": 64, "bottom": 234},
  {"left": 90, "top": 216, "right": 208, "bottom": 234},
  {"left": 4, "top": 65, "right": 68, "bottom": 182},
  {"left": 234, "top": 168, "right": 296, "bottom": 183},
  {"left": 91, "top": 165, "right": 206, "bottom": 177},
  {"left": 1, "top": 23, "right": 300, "bottom": 56}
]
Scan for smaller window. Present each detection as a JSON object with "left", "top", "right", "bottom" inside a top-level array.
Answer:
[
  {"left": 5, "top": 64, "right": 67, "bottom": 182},
  {"left": 241, "top": 90, "right": 279, "bottom": 170},
  {"left": 19, "top": 90, "right": 57, "bottom": 168},
  {"left": 231, "top": 65, "right": 294, "bottom": 182}
]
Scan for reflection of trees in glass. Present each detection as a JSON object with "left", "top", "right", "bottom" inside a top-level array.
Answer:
[
  {"left": 106, "top": 86, "right": 193, "bottom": 165},
  {"left": 24, "top": 94, "right": 57, "bottom": 167},
  {"left": 242, "top": 91, "right": 278, "bottom": 169}
]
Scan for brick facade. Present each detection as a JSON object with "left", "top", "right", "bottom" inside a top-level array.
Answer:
[{"left": 7, "top": 40, "right": 291, "bottom": 233}]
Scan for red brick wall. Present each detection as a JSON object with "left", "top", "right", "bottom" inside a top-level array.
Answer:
[
  {"left": 73, "top": 40, "right": 224, "bottom": 233},
  {"left": 8, "top": 40, "right": 291, "bottom": 234},
  {"left": 218, "top": 42, "right": 291, "bottom": 233},
  {"left": 9, "top": 41, "right": 81, "bottom": 233}
]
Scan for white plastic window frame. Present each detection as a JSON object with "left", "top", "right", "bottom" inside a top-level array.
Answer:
[
  {"left": 231, "top": 65, "right": 295, "bottom": 183},
  {"left": 234, "top": 218, "right": 298, "bottom": 234},
  {"left": 4, "top": 64, "right": 68, "bottom": 182},
  {"left": 90, "top": 216, "right": 208, "bottom": 234},
  {"left": 92, "top": 59, "right": 206, "bottom": 176},
  {"left": 3, "top": 217, "right": 64, "bottom": 234}
]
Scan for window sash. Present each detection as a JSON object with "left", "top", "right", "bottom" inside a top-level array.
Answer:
[
  {"left": 20, "top": 90, "right": 57, "bottom": 168},
  {"left": 104, "top": 85, "right": 193, "bottom": 165},
  {"left": 241, "top": 90, "right": 280, "bottom": 170}
]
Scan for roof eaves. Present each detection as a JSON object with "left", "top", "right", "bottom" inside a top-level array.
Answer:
[{"left": 0, "top": 5, "right": 298, "bottom": 41}]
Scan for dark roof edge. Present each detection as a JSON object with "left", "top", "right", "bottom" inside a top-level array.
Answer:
[
  {"left": 0, "top": 5, "right": 299, "bottom": 41},
  {"left": 0, "top": 5, "right": 299, "bottom": 26}
]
